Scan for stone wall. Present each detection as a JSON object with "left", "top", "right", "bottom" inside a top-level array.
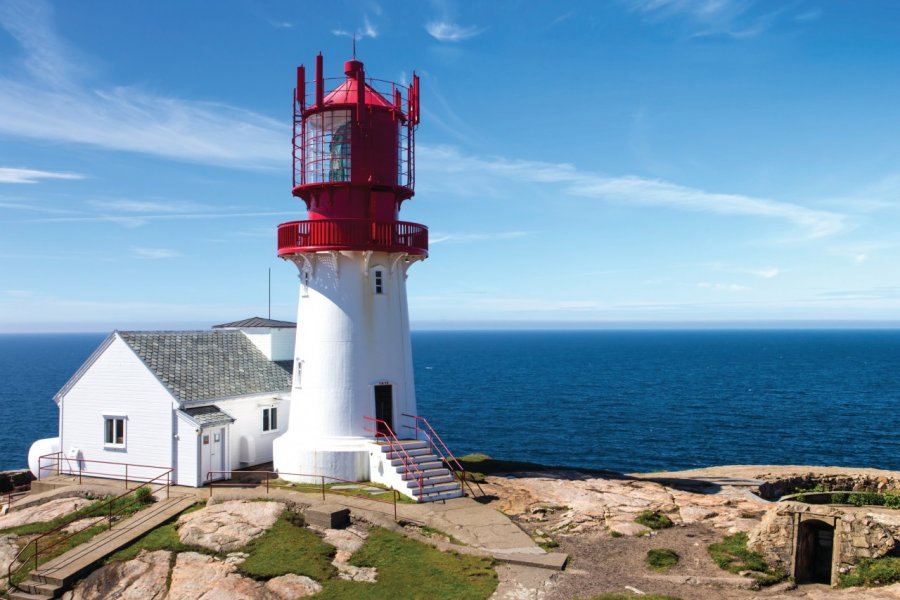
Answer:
[
  {"left": 757, "top": 474, "right": 900, "bottom": 501},
  {"left": 748, "top": 501, "right": 900, "bottom": 584}
]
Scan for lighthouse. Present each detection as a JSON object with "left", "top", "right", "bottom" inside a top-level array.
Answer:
[{"left": 272, "top": 54, "right": 458, "bottom": 500}]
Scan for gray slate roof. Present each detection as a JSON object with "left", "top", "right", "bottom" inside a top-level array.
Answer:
[
  {"left": 213, "top": 317, "right": 296, "bottom": 329},
  {"left": 182, "top": 405, "right": 235, "bottom": 427},
  {"left": 119, "top": 330, "right": 291, "bottom": 404}
]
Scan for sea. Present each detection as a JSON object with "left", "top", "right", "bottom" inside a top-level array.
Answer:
[{"left": 1, "top": 330, "right": 899, "bottom": 474}]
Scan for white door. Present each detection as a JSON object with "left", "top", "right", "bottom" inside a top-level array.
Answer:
[{"left": 201, "top": 427, "right": 227, "bottom": 483}]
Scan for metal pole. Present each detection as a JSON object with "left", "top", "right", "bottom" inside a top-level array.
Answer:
[
  {"left": 393, "top": 489, "right": 397, "bottom": 521},
  {"left": 34, "top": 540, "right": 38, "bottom": 570},
  {"left": 321, "top": 476, "right": 325, "bottom": 501},
  {"left": 266, "top": 473, "right": 269, "bottom": 494},
  {"left": 108, "top": 501, "right": 112, "bottom": 530},
  {"left": 125, "top": 464, "right": 128, "bottom": 490}
]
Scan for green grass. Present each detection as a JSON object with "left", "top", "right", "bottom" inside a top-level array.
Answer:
[
  {"left": 646, "top": 548, "right": 680, "bottom": 572},
  {"left": 634, "top": 511, "right": 674, "bottom": 530},
  {"left": 238, "top": 511, "right": 336, "bottom": 581},
  {"left": 108, "top": 503, "right": 205, "bottom": 562},
  {"left": 314, "top": 527, "right": 498, "bottom": 599},
  {"left": 8, "top": 489, "right": 161, "bottom": 585},
  {"left": 267, "top": 479, "right": 418, "bottom": 504},
  {"left": 839, "top": 556, "right": 900, "bottom": 588},
  {"left": 707, "top": 532, "right": 786, "bottom": 586}
]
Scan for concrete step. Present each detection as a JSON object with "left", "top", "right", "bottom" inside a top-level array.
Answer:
[
  {"left": 378, "top": 440, "right": 427, "bottom": 452},
  {"left": 384, "top": 447, "right": 433, "bottom": 459},
  {"left": 405, "top": 474, "right": 456, "bottom": 488},
  {"left": 401, "top": 467, "right": 449, "bottom": 481},
  {"left": 389, "top": 453, "right": 438, "bottom": 468},
  {"left": 418, "top": 488, "right": 465, "bottom": 503},
  {"left": 411, "top": 481, "right": 461, "bottom": 496},
  {"left": 29, "top": 573, "right": 64, "bottom": 586}
]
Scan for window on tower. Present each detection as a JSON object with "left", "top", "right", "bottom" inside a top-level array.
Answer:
[
  {"left": 303, "top": 109, "right": 351, "bottom": 184},
  {"left": 374, "top": 269, "right": 384, "bottom": 294}
]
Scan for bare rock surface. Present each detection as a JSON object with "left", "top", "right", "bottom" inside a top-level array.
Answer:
[
  {"left": 483, "top": 470, "right": 768, "bottom": 537},
  {"left": 265, "top": 574, "right": 322, "bottom": 598},
  {"left": 0, "top": 533, "right": 20, "bottom": 591},
  {"left": 318, "top": 525, "right": 376, "bottom": 582},
  {"left": 167, "top": 551, "right": 278, "bottom": 600},
  {"left": 63, "top": 549, "right": 170, "bottom": 600},
  {"left": 0, "top": 497, "right": 92, "bottom": 529},
  {"left": 177, "top": 500, "right": 283, "bottom": 552}
]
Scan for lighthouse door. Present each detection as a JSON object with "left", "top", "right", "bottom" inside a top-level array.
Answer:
[{"left": 374, "top": 384, "right": 394, "bottom": 436}]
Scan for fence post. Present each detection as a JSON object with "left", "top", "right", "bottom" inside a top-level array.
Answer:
[
  {"left": 266, "top": 473, "right": 269, "bottom": 494},
  {"left": 321, "top": 476, "right": 326, "bottom": 501},
  {"left": 392, "top": 488, "right": 397, "bottom": 522},
  {"left": 125, "top": 464, "right": 129, "bottom": 490},
  {"left": 108, "top": 501, "right": 113, "bottom": 530},
  {"left": 34, "top": 540, "right": 38, "bottom": 570},
  {"left": 167, "top": 471, "right": 170, "bottom": 499}
]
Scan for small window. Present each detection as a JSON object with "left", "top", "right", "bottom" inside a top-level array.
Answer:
[
  {"left": 374, "top": 269, "right": 384, "bottom": 295},
  {"left": 301, "top": 271, "right": 310, "bottom": 298},
  {"left": 293, "top": 359, "right": 303, "bottom": 389},
  {"left": 262, "top": 407, "right": 278, "bottom": 432},
  {"left": 104, "top": 417, "right": 126, "bottom": 447}
]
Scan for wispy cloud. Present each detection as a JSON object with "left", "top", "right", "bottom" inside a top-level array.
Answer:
[
  {"left": 419, "top": 145, "right": 846, "bottom": 239},
  {"left": 627, "top": 0, "right": 791, "bottom": 39},
  {"left": 132, "top": 247, "right": 180, "bottom": 259},
  {"left": 0, "top": 0, "right": 285, "bottom": 169},
  {"left": 86, "top": 199, "right": 206, "bottom": 213},
  {"left": 333, "top": 15, "right": 379, "bottom": 39},
  {"left": 267, "top": 20, "right": 293, "bottom": 29},
  {"left": 0, "top": 167, "right": 84, "bottom": 184},
  {"left": 425, "top": 21, "right": 483, "bottom": 42},
  {"left": 430, "top": 231, "right": 529, "bottom": 244}
]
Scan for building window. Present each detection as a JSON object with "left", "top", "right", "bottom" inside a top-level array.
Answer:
[
  {"left": 104, "top": 417, "right": 126, "bottom": 447},
  {"left": 301, "top": 271, "right": 310, "bottom": 298},
  {"left": 374, "top": 269, "right": 384, "bottom": 295},
  {"left": 262, "top": 407, "right": 278, "bottom": 432}
]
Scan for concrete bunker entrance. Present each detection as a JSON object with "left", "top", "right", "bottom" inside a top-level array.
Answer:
[{"left": 794, "top": 519, "right": 834, "bottom": 584}]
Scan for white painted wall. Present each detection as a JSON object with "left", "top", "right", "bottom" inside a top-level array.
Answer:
[
  {"left": 274, "top": 250, "right": 420, "bottom": 482},
  {"left": 174, "top": 411, "right": 200, "bottom": 487},
  {"left": 240, "top": 328, "right": 296, "bottom": 361},
  {"left": 214, "top": 393, "right": 289, "bottom": 470},
  {"left": 58, "top": 334, "right": 175, "bottom": 484}
]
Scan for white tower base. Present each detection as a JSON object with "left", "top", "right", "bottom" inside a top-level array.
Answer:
[{"left": 272, "top": 436, "right": 369, "bottom": 483}]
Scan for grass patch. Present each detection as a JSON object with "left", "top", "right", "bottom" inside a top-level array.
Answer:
[
  {"left": 315, "top": 527, "right": 497, "bottom": 599},
  {"left": 634, "top": 511, "right": 673, "bottom": 530},
  {"left": 238, "top": 511, "right": 336, "bottom": 581},
  {"left": 839, "top": 556, "right": 900, "bottom": 588},
  {"left": 268, "top": 479, "right": 418, "bottom": 504},
  {"left": 646, "top": 548, "right": 680, "bottom": 572},
  {"left": 707, "top": 532, "right": 786, "bottom": 586},
  {"left": 108, "top": 503, "right": 205, "bottom": 562}
]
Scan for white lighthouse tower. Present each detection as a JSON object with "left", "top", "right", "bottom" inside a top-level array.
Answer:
[{"left": 273, "top": 55, "right": 460, "bottom": 501}]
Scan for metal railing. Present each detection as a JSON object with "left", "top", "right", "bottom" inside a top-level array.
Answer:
[
  {"left": 7, "top": 462, "right": 171, "bottom": 590},
  {"left": 277, "top": 219, "right": 428, "bottom": 257},
  {"left": 402, "top": 414, "right": 484, "bottom": 498},
  {"left": 362, "top": 416, "right": 425, "bottom": 499},
  {"left": 37, "top": 452, "right": 172, "bottom": 492},
  {"left": 205, "top": 470, "right": 403, "bottom": 522}
]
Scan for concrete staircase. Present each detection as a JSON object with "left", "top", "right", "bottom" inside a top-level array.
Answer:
[
  {"left": 9, "top": 495, "right": 196, "bottom": 600},
  {"left": 381, "top": 440, "right": 464, "bottom": 502}
]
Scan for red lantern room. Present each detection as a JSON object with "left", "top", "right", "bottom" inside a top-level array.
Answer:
[{"left": 277, "top": 54, "right": 427, "bottom": 257}]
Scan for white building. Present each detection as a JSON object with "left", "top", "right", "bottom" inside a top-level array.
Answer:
[{"left": 31, "top": 317, "right": 295, "bottom": 487}]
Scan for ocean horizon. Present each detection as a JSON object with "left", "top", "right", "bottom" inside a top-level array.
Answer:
[{"left": 2, "top": 329, "right": 898, "bottom": 474}]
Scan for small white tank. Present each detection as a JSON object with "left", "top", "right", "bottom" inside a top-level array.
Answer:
[{"left": 28, "top": 437, "right": 60, "bottom": 479}]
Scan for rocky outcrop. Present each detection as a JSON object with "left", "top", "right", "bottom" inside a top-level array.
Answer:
[
  {"left": 483, "top": 471, "right": 769, "bottom": 537},
  {"left": 177, "top": 500, "right": 283, "bottom": 552},
  {"left": 0, "top": 497, "right": 92, "bottom": 529},
  {"left": 264, "top": 574, "right": 322, "bottom": 598},
  {"left": 63, "top": 549, "right": 170, "bottom": 600},
  {"left": 318, "top": 525, "right": 376, "bottom": 582},
  {"left": 167, "top": 552, "right": 279, "bottom": 600}
]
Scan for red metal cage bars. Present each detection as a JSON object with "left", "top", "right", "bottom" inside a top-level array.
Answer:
[{"left": 277, "top": 219, "right": 428, "bottom": 256}]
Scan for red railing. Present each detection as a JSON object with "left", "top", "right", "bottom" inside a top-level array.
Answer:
[
  {"left": 363, "top": 416, "right": 425, "bottom": 499},
  {"left": 277, "top": 219, "right": 428, "bottom": 257},
  {"left": 8, "top": 458, "right": 172, "bottom": 591},
  {"left": 205, "top": 470, "right": 404, "bottom": 521},
  {"left": 37, "top": 452, "right": 172, "bottom": 491},
  {"left": 402, "top": 414, "right": 484, "bottom": 498}
]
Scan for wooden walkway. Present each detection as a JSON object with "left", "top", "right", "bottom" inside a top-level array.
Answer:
[{"left": 11, "top": 494, "right": 196, "bottom": 600}]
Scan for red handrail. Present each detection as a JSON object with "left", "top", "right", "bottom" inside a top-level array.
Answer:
[
  {"left": 7, "top": 463, "right": 172, "bottom": 590},
  {"left": 277, "top": 219, "right": 428, "bottom": 257},
  {"left": 362, "top": 416, "right": 424, "bottom": 499},
  {"left": 37, "top": 452, "right": 171, "bottom": 490},
  {"left": 401, "top": 413, "right": 484, "bottom": 498}
]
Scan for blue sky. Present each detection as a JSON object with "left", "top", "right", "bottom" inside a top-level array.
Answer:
[{"left": 1, "top": 0, "right": 898, "bottom": 332}]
